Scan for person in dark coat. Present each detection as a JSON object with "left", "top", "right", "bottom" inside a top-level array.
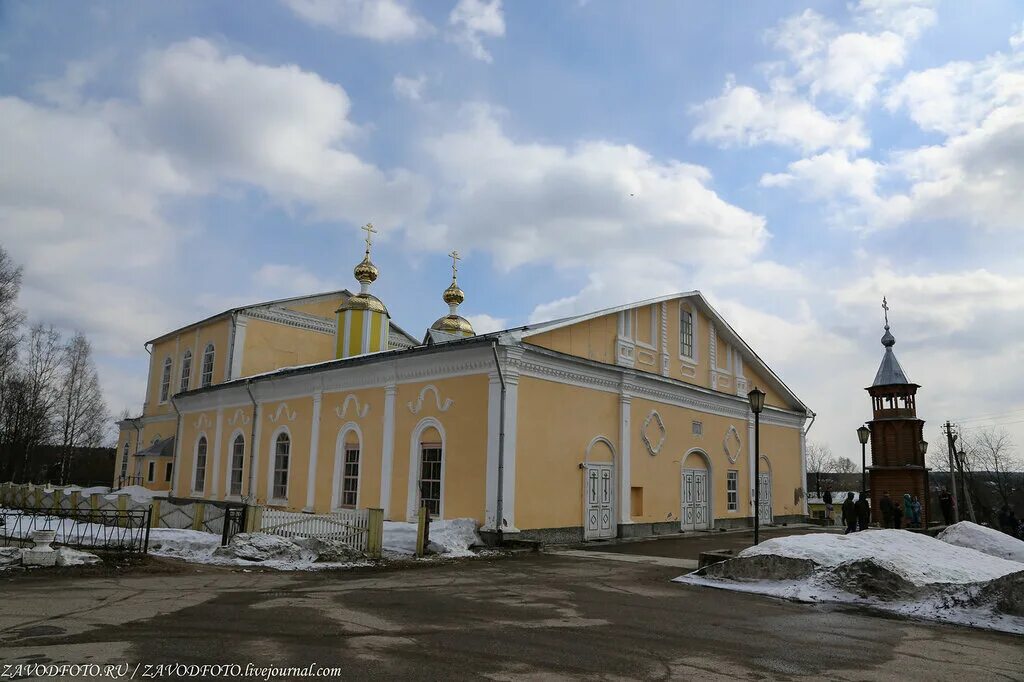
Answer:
[
  {"left": 842, "top": 492, "right": 857, "bottom": 535},
  {"left": 855, "top": 492, "right": 871, "bottom": 532},
  {"left": 823, "top": 487, "right": 834, "bottom": 526},
  {"left": 879, "top": 491, "right": 894, "bottom": 528},
  {"left": 893, "top": 501, "right": 903, "bottom": 529},
  {"left": 939, "top": 488, "right": 954, "bottom": 525}
]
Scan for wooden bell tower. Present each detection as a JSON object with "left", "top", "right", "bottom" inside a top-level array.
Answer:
[{"left": 865, "top": 299, "right": 928, "bottom": 526}]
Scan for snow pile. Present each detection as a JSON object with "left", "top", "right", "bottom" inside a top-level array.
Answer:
[
  {"left": 0, "top": 547, "right": 21, "bottom": 568},
  {"left": 56, "top": 548, "right": 101, "bottom": 566},
  {"left": 382, "top": 518, "right": 483, "bottom": 558},
  {"left": 938, "top": 522, "right": 1024, "bottom": 564},
  {"left": 64, "top": 486, "right": 110, "bottom": 496},
  {"left": 105, "top": 486, "right": 166, "bottom": 504},
  {"left": 148, "top": 529, "right": 370, "bottom": 571},
  {"left": 677, "top": 530, "right": 1024, "bottom": 634}
]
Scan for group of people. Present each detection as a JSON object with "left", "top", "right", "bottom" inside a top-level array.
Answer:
[
  {"left": 998, "top": 506, "right": 1022, "bottom": 539},
  {"left": 822, "top": 487, "right": 922, "bottom": 534}
]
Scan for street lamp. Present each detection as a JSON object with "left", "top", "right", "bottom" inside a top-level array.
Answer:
[
  {"left": 918, "top": 440, "right": 929, "bottom": 528},
  {"left": 857, "top": 425, "right": 871, "bottom": 495},
  {"left": 748, "top": 387, "right": 766, "bottom": 545}
]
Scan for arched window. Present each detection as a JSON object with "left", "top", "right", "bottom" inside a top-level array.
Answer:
[
  {"left": 159, "top": 357, "right": 172, "bottom": 402},
  {"left": 230, "top": 434, "right": 245, "bottom": 496},
  {"left": 180, "top": 350, "right": 192, "bottom": 393},
  {"left": 194, "top": 436, "right": 208, "bottom": 492},
  {"left": 201, "top": 344, "right": 215, "bottom": 387},
  {"left": 120, "top": 440, "right": 129, "bottom": 479},
  {"left": 273, "top": 432, "right": 290, "bottom": 500},
  {"left": 680, "top": 303, "right": 695, "bottom": 360},
  {"left": 341, "top": 432, "right": 360, "bottom": 508},
  {"left": 419, "top": 427, "right": 443, "bottom": 517}
]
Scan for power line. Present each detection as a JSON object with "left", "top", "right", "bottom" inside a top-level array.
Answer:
[{"left": 954, "top": 407, "right": 1024, "bottom": 423}]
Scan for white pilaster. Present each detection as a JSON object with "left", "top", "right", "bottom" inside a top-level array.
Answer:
[
  {"left": 483, "top": 372, "right": 502, "bottom": 530},
  {"left": 660, "top": 302, "right": 669, "bottom": 377},
  {"left": 171, "top": 416, "right": 183, "bottom": 497},
  {"left": 619, "top": 390, "right": 632, "bottom": 524},
  {"left": 211, "top": 408, "right": 223, "bottom": 500},
  {"left": 249, "top": 403, "right": 263, "bottom": 502},
  {"left": 304, "top": 390, "right": 323, "bottom": 512},
  {"left": 500, "top": 351, "right": 521, "bottom": 531},
  {"left": 379, "top": 381, "right": 397, "bottom": 518},
  {"left": 229, "top": 316, "right": 247, "bottom": 380}
]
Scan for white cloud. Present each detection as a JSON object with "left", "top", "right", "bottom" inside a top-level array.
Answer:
[
  {"left": 253, "top": 264, "right": 335, "bottom": 298},
  {"left": 854, "top": 0, "right": 937, "bottom": 40},
  {"left": 448, "top": 0, "right": 505, "bottom": 62},
  {"left": 691, "top": 81, "right": 869, "bottom": 152},
  {"left": 464, "top": 313, "right": 509, "bottom": 333},
  {"left": 282, "top": 0, "right": 430, "bottom": 41},
  {"left": 392, "top": 73, "right": 427, "bottom": 101},
  {"left": 422, "top": 105, "right": 767, "bottom": 277}
]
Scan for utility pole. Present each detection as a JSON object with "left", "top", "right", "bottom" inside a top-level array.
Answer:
[
  {"left": 944, "top": 421, "right": 960, "bottom": 523},
  {"left": 954, "top": 442, "right": 977, "bottom": 523}
]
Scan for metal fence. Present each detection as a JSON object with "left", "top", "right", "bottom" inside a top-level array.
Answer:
[
  {"left": 0, "top": 507, "right": 152, "bottom": 553},
  {"left": 221, "top": 505, "right": 247, "bottom": 546}
]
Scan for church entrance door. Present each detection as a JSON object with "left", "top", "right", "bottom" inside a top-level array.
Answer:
[
  {"left": 583, "top": 463, "right": 615, "bottom": 540},
  {"left": 681, "top": 468, "right": 710, "bottom": 531},
  {"left": 758, "top": 471, "right": 773, "bottom": 524}
]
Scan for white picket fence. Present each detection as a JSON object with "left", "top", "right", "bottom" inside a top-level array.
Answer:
[{"left": 260, "top": 508, "right": 382, "bottom": 556}]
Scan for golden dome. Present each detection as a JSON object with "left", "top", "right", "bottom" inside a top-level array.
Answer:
[
  {"left": 431, "top": 314, "right": 474, "bottom": 335},
  {"left": 442, "top": 281, "right": 465, "bottom": 306},
  {"left": 337, "top": 292, "right": 388, "bottom": 315},
  {"left": 353, "top": 256, "right": 378, "bottom": 285}
]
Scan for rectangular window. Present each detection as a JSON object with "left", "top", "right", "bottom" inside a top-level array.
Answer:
[
  {"left": 419, "top": 444, "right": 443, "bottom": 517},
  {"left": 273, "top": 438, "right": 290, "bottom": 500},
  {"left": 148, "top": 461, "right": 155, "bottom": 482},
  {"left": 194, "top": 437, "right": 208, "bottom": 493},
  {"left": 692, "top": 420, "right": 703, "bottom": 436},
  {"left": 727, "top": 470, "right": 738, "bottom": 511},
  {"left": 165, "top": 462, "right": 173, "bottom": 482},
  {"left": 680, "top": 307, "right": 694, "bottom": 359},
  {"left": 620, "top": 309, "right": 632, "bottom": 339},
  {"left": 341, "top": 447, "right": 360, "bottom": 508},
  {"left": 120, "top": 441, "right": 130, "bottom": 480},
  {"left": 230, "top": 437, "right": 245, "bottom": 496}
]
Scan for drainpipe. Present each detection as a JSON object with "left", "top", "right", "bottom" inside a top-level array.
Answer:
[
  {"left": 245, "top": 382, "right": 259, "bottom": 503},
  {"left": 491, "top": 341, "right": 506, "bottom": 546}
]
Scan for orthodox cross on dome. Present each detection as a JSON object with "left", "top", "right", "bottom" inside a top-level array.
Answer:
[
  {"left": 882, "top": 296, "right": 890, "bottom": 328},
  {"left": 448, "top": 249, "right": 461, "bottom": 282},
  {"left": 361, "top": 222, "right": 377, "bottom": 255}
]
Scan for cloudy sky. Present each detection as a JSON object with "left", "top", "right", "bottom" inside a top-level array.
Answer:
[{"left": 2, "top": 0, "right": 1023, "bottom": 461}]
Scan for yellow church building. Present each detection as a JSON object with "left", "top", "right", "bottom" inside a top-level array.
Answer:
[{"left": 116, "top": 225, "right": 811, "bottom": 542}]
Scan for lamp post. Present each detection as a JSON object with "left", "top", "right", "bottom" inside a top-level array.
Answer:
[
  {"left": 748, "top": 387, "right": 765, "bottom": 545},
  {"left": 857, "top": 425, "right": 871, "bottom": 495},
  {"left": 918, "top": 439, "right": 929, "bottom": 528}
]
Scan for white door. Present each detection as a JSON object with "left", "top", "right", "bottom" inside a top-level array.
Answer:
[
  {"left": 583, "top": 464, "right": 615, "bottom": 540},
  {"left": 758, "top": 471, "right": 773, "bottom": 524},
  {"left": 681, "top": 468, "right": 710, "bottom": 531}
]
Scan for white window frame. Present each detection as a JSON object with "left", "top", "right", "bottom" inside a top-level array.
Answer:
[
  {"left": 406, "top": 417, "right": 446, "bottom": 521},
  {"left": 332, "top": 423, "right": 363, "bottom": 510},
  {"left": 159, "top": 357, "right": 172, "bottom": 403},
  {"left": 618, "top": 309, "right": 634, "bottom": 340},
  {"left": 228, "top": 432, "right": 245, "bottom": 498},
  {"left": 200, "top": 344, "right": 215, "bottom": 388},
  {"left": 679, "top": 302, "right": 698, "bottom": 364},
  {"left": 267, "top": 427, "right": 291, "bottom": 504},
  {"left": 193, "top": 435, "right": 208, "bottom": 494},
  {"left": 120, "top": 440, "right": 130, "bottom": 479},
  {"left": 727, "top": 470, "right": 738, "bottom": 512},
  {"left": 180, "top": 349, "right": 192, "bottom": 393}
]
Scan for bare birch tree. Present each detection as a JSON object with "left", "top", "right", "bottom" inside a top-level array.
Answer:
[{"left": 56, "top": 332, "right": 108, "bottom": 484}]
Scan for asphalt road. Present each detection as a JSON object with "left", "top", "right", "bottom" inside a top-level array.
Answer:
[{"left": 1, "top": 550, "right": 1021, "bottom": 681}]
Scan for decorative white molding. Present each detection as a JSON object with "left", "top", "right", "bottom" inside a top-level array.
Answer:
[
  {"left": 660, "top": 302, "right": 669, "bottom": 377},
  {"left": 194, "top": 413, "right": 213, "bottom": 430},
  {"left": 636, "top": 349, "right": 656, "bottom": 365},
  {"left": 335, "top": 394, "right": 370, "bottom": 420},
  {"left": 226, "top": 408, "right": 250, "bottom": 427},
  {"left": 619, "top": 392, "right": 631, "bottom": 524},
  {"left": 641, "top": 410, "right": 666, "bottom": 456},
  {"left": 246, "top": 305, "right": 335, "bottom": 335},
  {"left": 268, "top": 402, "right": 297, "bottom": 424},
  {"left": 407, "top": 384, "right": 453, "bottom": 415},
  {"left": 211, "top": 409, "right": 223, "bottom": 500},
  {"left": 723, "top": 425, "right": 742, "bottom": 465},
  {"left": 615, "top": 338, "right": 636, "bottom": 368},
  {"left": 585, "top": 435, "right": 617, "bottom": 463}
]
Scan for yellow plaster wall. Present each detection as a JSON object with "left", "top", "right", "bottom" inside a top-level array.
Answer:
[
  {"left": 514, "top": 377, "right": 618, "bottom": 530},
  {"left": 240, "top": 318, "right": 334, "bottom": 377},
  {"left": 629, "top": 398, "right": 751, "bottom": 524},
  {"left": 286, "top": 295, "right": 346, "bottom": 319},
  {"left": 525, "top": 313, "right": 618, "bottom": 365},
  {"left": 145, "top": 318, "right": 231, "bottom": 417},
  {"left": 389, "top": 375, "right": 490, "bottom": 521},
  {"left": 315, "top": 387, "right": 385, "bottom": 513},
  {"left": 216, "top": 406, "right": 257, "bottom": 501},
  {"left": 253, "top": 397, "right": 315, "bottom": 509},
  {"left": 175, "top": 409, "right": 218, "bottom": 497},
  {"left": 759, "top": 422, "right": 805, "bottom": 518}
]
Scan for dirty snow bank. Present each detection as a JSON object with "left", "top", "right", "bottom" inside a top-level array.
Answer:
[
  {"left": 382, "top": 518, "right": 483, "bottom": 558},
  {"left": 676, "top": 530, "right": 1024, "bottom": 634},
  {"left": 148, "top": 529, "right": 369, "bottom": 571},
  {"left": 105, "top": 486, "right": 166, "bottom": 503},
  {"left": 938, "top": 522, "right": 1024, "bottom": 564}
]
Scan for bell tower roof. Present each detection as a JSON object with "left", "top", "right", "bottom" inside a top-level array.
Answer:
[{"left": 872, "top": 296, "right": 911, "bottom": 386}]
